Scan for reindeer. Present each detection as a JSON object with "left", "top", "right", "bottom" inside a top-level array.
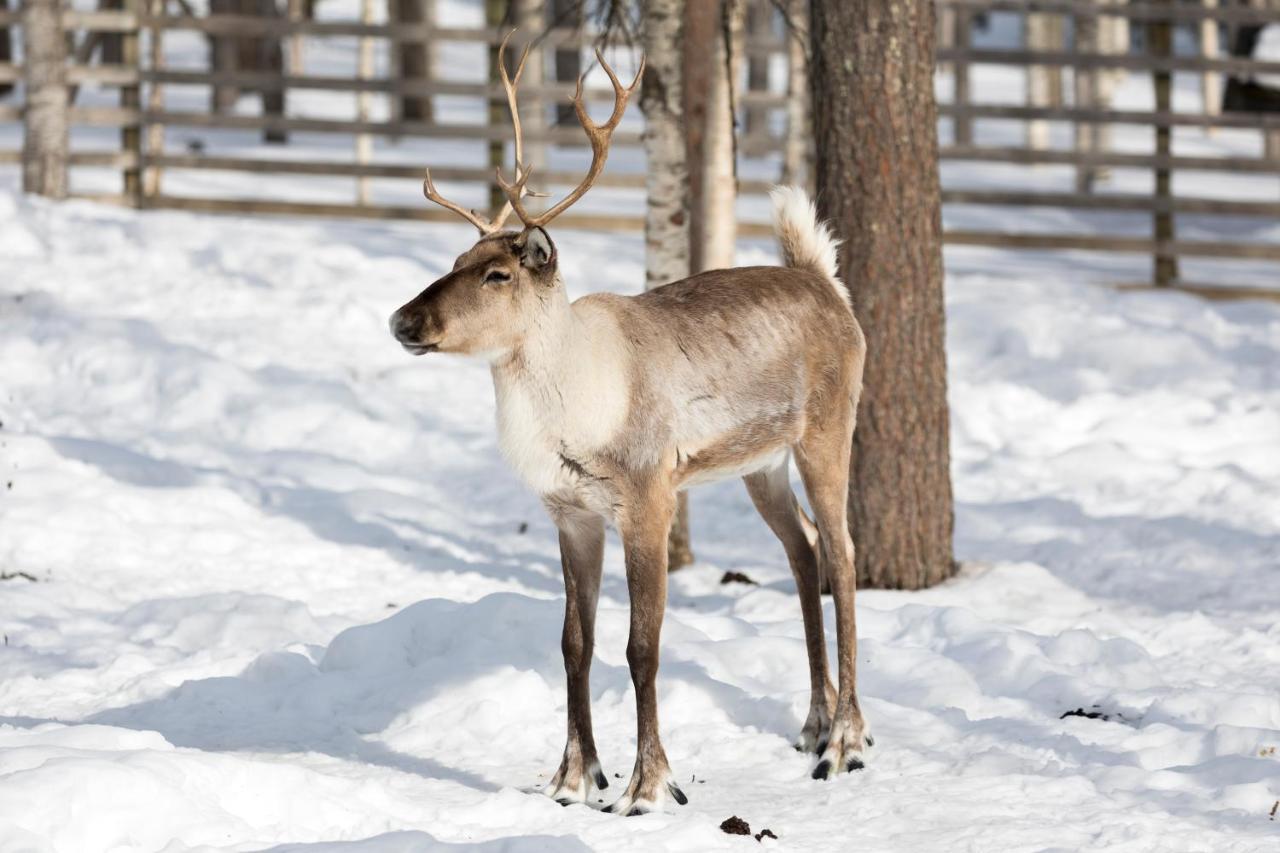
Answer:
[{"left": 389, "top": 33, "right": 871, "bottom": 815}]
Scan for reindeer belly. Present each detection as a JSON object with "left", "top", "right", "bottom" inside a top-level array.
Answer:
[{"left": 673, "top": 407, "right": 802, "bottom": 489}]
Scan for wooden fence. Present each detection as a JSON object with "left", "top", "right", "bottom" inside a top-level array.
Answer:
[{"left": 1, "top": 0, "right": 1279, "bottom": 289}]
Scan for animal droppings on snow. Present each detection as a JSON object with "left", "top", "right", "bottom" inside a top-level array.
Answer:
[
  {"left": 755, "top": 828, "right": 778, "bottom": 842},
  {"left": 1061, "top": 706, "right": 1110, "bottom": 722},
  {"left": 720, "top": 816, "right": 752, "bottom": 835},
  {"left": 720, "top": 570, "right": 758, "bottom": 586}
]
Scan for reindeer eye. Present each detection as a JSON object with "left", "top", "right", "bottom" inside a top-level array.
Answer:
[{"left": 484, "top": 269, "right": 512, "bottom": 285}]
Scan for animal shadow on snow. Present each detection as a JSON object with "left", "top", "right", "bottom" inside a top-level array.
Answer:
[
  {"left": 90, "top": 591, "right": 791, "bottom": 794},
  {"left": 260, "top": 829, "right": 593, "bottom": 852}
]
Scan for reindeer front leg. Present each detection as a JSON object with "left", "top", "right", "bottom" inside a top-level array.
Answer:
[
  {"left": 606, "top": 484, "right": 688, "bottom": 816},
  {"left": 546, "top": 510, "right": 608, "bottom": 804}
]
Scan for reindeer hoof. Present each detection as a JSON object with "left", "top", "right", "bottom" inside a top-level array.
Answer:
[
  {"left": 545, "top": 758, "right": 606, "bottom": 804},
  {"left": 812, "top": 717, "right": 871, "bottom": 780},
  {"left": 605, "top": 766, "right": 687, "bottom": 815}
]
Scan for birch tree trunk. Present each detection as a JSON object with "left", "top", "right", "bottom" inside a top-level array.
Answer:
[
  {"left": 514, "top": 0, "right": 546, "bottom": 173},
  {"left": 641, "top": 0, "right": 689, "bottom": 291},
  {"left": 700, "top": 0, "right": 744, "bottom": 272},
  {"left": 22, "top": 0, "right": 69, "bottom": 198},
  {"left": 642, "top": 0, "right": 694, "bottom": 571},
  {"left": 811, "top": 0, "right": 957, "bottom": 590},
  {"left": 683, "top": 0, "right": 715, "bottom": 274}
]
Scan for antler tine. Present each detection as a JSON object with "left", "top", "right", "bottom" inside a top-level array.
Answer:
[
  {"left": 499, "top": 47, "right": 645, "bottom": 230},
  {"left": 421, "top": 28, "right": 541, "bottom": 235},
  {"left": 488, "top": 28, "right": 543, "bottom": 232},
  {"left": 423, "top": 168, "right": 500, "bottom": 235}
]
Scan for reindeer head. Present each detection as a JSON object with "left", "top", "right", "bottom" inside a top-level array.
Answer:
[{"left": 389, "top": 32, "right": 643, "bottom": 361}]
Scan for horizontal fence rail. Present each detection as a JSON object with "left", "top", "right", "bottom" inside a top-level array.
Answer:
[{"left": 0, "top": 0, "right": 1277, "bottom": 291}]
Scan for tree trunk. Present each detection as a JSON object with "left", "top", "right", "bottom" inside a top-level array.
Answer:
[
  {"left": 486, "top": 0, "right": 511, "bottom": 212},
  {"left": 780, "top": 0, "right": 811, "bottom": 190},
  {"left": 550, "top": 0, "right": 581, "bottom": 125},
  {"left": 700, "top": 0, "right": 744, "bottom": 272},
  {"left": 0, "top": 0, "right": 10, "bottom": 100},
  {"left": 99, "top": 0, "right": 125, "bottom": 65},
  {"left": 811, "top": 0, "right": 957, "bottom": 590},
  {"left": 643, "top": 0, "right": 694, "bottom": 570},
  {"left": 209, "top": 0, "right": 287, "bottom": 142},
  {"left": 683, "top": 0, "right": 715, "bottom": 275},
  {"left": 389, "top": 0, "right": 435, "bottom": 122},
  {"left": 22, "top": 0, "right": 69, "bottom": 198},
  {"left": 742, "top": 0, "right": 771, "bottom": 154},
  {"left": 514, "top": 0, "right": 546, "bottom": 172}
]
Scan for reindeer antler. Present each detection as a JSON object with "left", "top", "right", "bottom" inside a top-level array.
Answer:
[
  {"left": 421, "top": 29, "right": 536, "bottom": 235},
  {"left": 496, "top": 47, "right": 645, "bottom": 230}
]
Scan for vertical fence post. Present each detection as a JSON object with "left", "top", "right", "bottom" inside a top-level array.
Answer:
[
  {"left": 1200, "top": 0, "right": 1220, "bottom": 136},
  {"left": 1073, "top": 1, "right": 1100, "bottom": 191},
  {"left": 1150, "top": 0, "right": 1178, "bottom": 286},
  {"left": 287, "top": 0, "right": 305, "bottom": 77},
  {"left": 144, "top": 0, "right": 166, "bottom": 199},
  {"left": 953, "top": 5, "right": 972, "bottom": 145},
  {"left": 21, "top": 0, "right": 69, "bottom": 198},
  {"left": 355, "top": 0, "right": 374, "bottom": 205},
  {"left": 121, "top": 0, "right": 142, "bottom": 201},
  {"left": 1025, "top": 12, "right": 1055, "bottom": 150},
  {"left": 0, "top": 0, "right": 14, "bottom": 99}
]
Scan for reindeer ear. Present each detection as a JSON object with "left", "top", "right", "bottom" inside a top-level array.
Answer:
[{"left": 518, "top": 227, "right": 556, "bottom": 271}]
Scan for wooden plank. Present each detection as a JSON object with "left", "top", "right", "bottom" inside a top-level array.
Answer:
[
  {"left": 2, "top": 150, "right": 134, "bottom": 166},
  {"left": 78, "top": 192, "right": 658, "bottom": 231},
  {"left": 141, "top": 153, "right": 783, "bottom": 195},
  {"left": 945, "top": 230, "right": 1280, "bottom": 260},
  {"left": 61, "top": 9, "right": 139, "bottom": 30},
  {"left": 66, "top": 64, "right": 140, "bottom": 85},
  {"left": 942, "top": 188, "right": 1280, "bottom": 217},
  {"left": 940, "top": 102, "right": 1280, "bottom": 131},
  {"left": 942, "top": 144, "right": 1280, "bottom": 173},
  {"left": 937, "top": 47, "right": 1280, "bottom": 76},
  {"left": 1115, "top": 283, "right": 1280, "bottom": 303},
  {"left": 74, "top": 107, "right": 646, "bottom": 145},
  {"left": 139, "top": 67, "right": 789, "bottom": 107},
  {"left": 936, "top": 0, "right": 1280, "bottom": 25},
  {"left": 138, "top": 17, "right": 597, "bottom": 44}
]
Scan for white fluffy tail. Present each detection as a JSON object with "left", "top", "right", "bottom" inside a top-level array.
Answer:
[{"left": 769, "top": 185, "right": 848, "bottom": 303}]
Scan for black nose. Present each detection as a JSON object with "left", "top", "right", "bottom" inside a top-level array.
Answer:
[{"left": 390, "top": 310, "right": 420, "bottom": 343}]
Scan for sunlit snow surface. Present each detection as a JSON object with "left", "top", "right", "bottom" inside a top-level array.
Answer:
[{"left": 1, "top": 183, "right": 1278, "bottom": 852}]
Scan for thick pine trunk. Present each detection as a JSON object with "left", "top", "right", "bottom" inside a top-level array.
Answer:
[
  {"left": 643, "top": 0, "right": 694, "bottom": 570},
  {"left": 811, "top": 0, "right": 957, "bottom": 590}
]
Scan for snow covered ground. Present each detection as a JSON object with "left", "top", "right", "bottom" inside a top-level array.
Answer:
[{"left": 1, "top": 176, "right": 1278, "bottom": 852}]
